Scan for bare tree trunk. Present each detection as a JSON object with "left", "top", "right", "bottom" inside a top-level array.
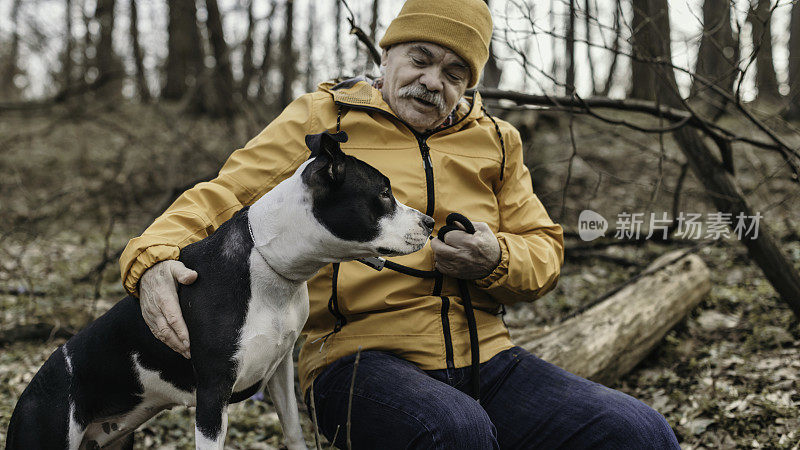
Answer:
[
  {"left": 369, "top": 0, "right": 379, "bottom": 42},
  {"left": 129, "top": 0, "right": 149, "bottom": 101},
  {"left": 80, "top": 0, "right": 92, "bottom": 85},
  {"left": 241, "top": 0, "right": 256, "bottom": 99},
  {"left": 597, "top": 0, "right": 621, "bottom": 96},
  {"left": 671, "top": 127, "right": 800, "bottom": 317},
  {"left": 480, "top": 1, "right": 502, "bottom": 89},
  {"left": 549, "top": 0, "right": 560, "bottom": 87},
  {"left": 1, "top": 0, "right": 22, "bottom": 99},
  {"left": 258, "top": 1, "right": 278, "bottom": 100},
  {"left": 354, "top": 21, "right": 361, "bottom": 67},
  {"left": 335, "top": 0, "right": 343, "bottom": 77},
  {"left": 747, "top": 0, "right": 781, "bottom": 102},
  {"left": 584, "top": 0, "right": 597, "bottom": 94},
  {"left": 305, "top": 3, "right": 316, "bottom": 93},
  {"left": 481, "top": 43, "right": 503, "bottom": 89},
  {"left": 630, "top": 0, "right": 673, "bottom": 99},
  {"left": 787, "top": 1, "right": 800, "bottom": 118},
  {"left": 204, "top": 0, "right": 236, "bottom": 116},
  {"left": 629, "top": 0, "right": 800, "bottom": 318},
  {"left": 94, "top": 0, "right": 120, "bottom": 94},
  {"left": 163, "top": 0, "right": 203, "bottom": 101},
  {"left": 62, "top": 0, "right": 74, "bottom": 94},
  {"left": 565, "top": 0, "right": 576, "bottom": 93},
  {"left": 691, "top": 0, "right": 737, "bottom": 118},
  {"left": 522, "top": 36, "right": 533, "bottom": 91},
  {"left": 280, "top": 0, "right": 296, "bottom": 107}
]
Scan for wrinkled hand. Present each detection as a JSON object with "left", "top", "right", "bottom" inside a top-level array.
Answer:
[
  {"left": 430, "top": 221, "right": 501, "bottom": 280},
  {"left": 139, "top": 260, "right": 197, "bottom": 359}
]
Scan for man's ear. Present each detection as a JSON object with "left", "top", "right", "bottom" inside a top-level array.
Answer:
[
  {"left": 304, "top": 131, "right": 349, "bottom": 185},
  {"left": 380, "top": 48, "right": 389, "bottom": 68}
]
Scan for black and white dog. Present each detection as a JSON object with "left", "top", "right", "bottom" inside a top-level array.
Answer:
[{"left": 6, "top": 130, "right": 434, "bottom": 450}]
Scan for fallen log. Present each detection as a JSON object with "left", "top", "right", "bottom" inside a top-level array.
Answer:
[
  {"left": 0, "top": 322, "right": 77, "bottom": 346},
  {"left": 511, "top": 250, "right": 710, "bottom": 385}
]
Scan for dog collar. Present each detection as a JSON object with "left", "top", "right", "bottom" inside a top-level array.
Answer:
[
  {"left": 246, "top": 218, "right": 299, "bottom": 283},
  {"left": 247, "top": 219, "right": 256, "bottom": 245}
]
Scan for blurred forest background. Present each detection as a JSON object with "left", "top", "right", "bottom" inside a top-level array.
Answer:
[{"left": 1, "top": 0, "right": 800, "bottom": 448}]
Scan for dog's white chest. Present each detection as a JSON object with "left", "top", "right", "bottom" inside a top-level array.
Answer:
[{"left": 232, "top": 251, "right": 309, "bottom": 392}]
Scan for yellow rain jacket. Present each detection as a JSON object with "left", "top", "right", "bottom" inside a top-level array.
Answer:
[{"left": 119, "top": 80, "right": 564, "bottom": 393}]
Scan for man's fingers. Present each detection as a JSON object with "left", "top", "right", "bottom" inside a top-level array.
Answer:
[
  {"left": 430, "top": 236, "right": 457, "bottom": 256},
  {"left": 431, "top": 221, "right": 499, "bottom": 279},
  {"left": 431, "top": 236, "right": 467, "bottom": 271},
  {"left": 159, "top": 297, "right": 191, "bottom": 359},
  {"left": 177, "top": 269, "right": 198, "bottom": 285},
  {"left": 169, "top": 262, "right": 198, "bottom": 285},
  {"left": 143, "top": 294, "right": 191, "bottom": 359},
  {"left": 152, "top": 318, "right": 188, "bottom": 357},
  {"left": 442, "top": 229, "right": 474, "bottom": 248},
  {"left": 434, "top": 259, "right": 458, "bottom": 277},
  {"left": 472, "top": 221, "right": 491, "bottom": 232},
  {"left": 442, "top": 222, "right": 494, "bottom": 249}
]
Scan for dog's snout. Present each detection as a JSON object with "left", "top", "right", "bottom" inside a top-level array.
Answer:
[{"left": 420, "top": 215, "right": 435, "bottom": 232}]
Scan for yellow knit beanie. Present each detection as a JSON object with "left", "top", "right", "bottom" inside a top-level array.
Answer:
[{"left": 379, "top": 0, "right": 493, "bottom": 88}]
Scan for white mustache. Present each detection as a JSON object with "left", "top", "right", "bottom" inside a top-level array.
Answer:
[{"left": 398, "top": 84, "right": 446, "bottom": 113}]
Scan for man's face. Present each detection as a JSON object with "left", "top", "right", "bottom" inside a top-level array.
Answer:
[{"left": 379, "top": 42, "right": 470, "bottom": 133}]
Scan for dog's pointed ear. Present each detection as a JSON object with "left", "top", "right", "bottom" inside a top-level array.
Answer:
[
  {"left": 304, "top": 131, "right": 349, "bottom": 185},
  {"left": 305, "top": 130, "right": 348, "bottom": 157}
]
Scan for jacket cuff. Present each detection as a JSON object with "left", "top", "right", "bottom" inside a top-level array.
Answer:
[
  {"left": 475, "top": 234, "right": 509, "bottom": 288},
  {"left": 122, "top": 244, "right": 181, "bottom": 297}
]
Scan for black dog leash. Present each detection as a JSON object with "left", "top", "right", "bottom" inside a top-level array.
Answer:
[
  {"left": 358, "top": 212, "right": 482, "bottom": 403},
  {"left": 437, "top": 213, "right": 481, "bottom": 404}
]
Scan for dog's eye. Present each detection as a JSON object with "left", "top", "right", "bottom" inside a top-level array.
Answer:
[{"left": 381, "top": 189, "right": 392, "bottom": 199}]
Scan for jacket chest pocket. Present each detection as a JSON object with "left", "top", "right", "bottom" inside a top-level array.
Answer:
[{"left": 431, "top": 151, "right": 501, "bottom": 230}]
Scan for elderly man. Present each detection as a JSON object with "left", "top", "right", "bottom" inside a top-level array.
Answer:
[{"left": 120, "top": 0, "right": 680, "bottom": 448}]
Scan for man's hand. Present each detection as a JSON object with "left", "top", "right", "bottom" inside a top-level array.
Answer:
[
  {"left": 430, "top": 221, "right": 501, "bottom": 280},
  {"left": 139, "top": 260, "right": 197, "bottom": 359}
]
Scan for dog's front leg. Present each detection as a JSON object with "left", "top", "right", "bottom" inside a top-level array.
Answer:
[
  {"left": 267, "top": 351, "right": 308, "bottom": 450},
  {"left": 194, "top": 378, "right": 233, "bottom": 450}
]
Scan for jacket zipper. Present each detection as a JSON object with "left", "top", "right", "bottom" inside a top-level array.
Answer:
[
  {"left": 440, "top": 297, "right": 456, "bottom": 379},
  {"left": 417, "top": 134, "right": 454, "bottom": 377},
  {"left": 417, "top": 136, "right": 435, "bottom": 217},
  {"left": 434, "top": 275, "right": 456, "bottom": 380}
]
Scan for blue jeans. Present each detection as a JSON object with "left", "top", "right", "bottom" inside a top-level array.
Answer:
[{"left": 306, "top": 347, "right": 680, "bottom": 449}]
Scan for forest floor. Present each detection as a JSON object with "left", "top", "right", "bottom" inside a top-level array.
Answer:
[{"left": 0, "top": 99, "right": 798, "bottom": 449}]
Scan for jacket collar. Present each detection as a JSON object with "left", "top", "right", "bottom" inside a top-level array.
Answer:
[{"left": 318, "top": 78, "right": 485, "bottom": 136}]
